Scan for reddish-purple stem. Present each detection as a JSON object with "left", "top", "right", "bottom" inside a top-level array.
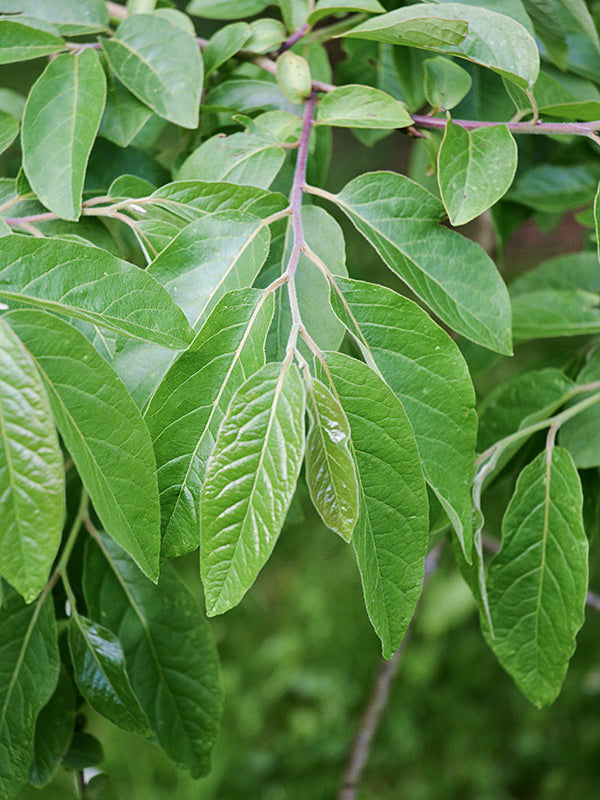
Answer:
[
  {"left": 286, "top": 90, "right": 317, "bottom": 279},
  {"left": 411, "top": 114, "right": 600, "bottom": 137},
  {"left": 279, "top": 23, "right": 311, "bottom": 54}
]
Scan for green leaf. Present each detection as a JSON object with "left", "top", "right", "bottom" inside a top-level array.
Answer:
[
  {"left": 29, "top": 666, "right": 75, "bottom": 788},
  {"left": 506, "top": 65, "right": 600, "bottom": 121},
  {"left": 305, "top": 377, "right": 358, "bottom": 541},
  {"left": 486, "top": 446, "right": 588, "bottom": 707},
  {"left": 507, "top": 163, "right": 600, "bottom": 213},
  {"left": 83, "top": 536, "right": 222, "bottom": 778},
  {"left": 22, "top": 50, "right": 106, "bottom": 221},
  {"left": 0, "top": 0, "right": 109, "bottom": 35},
  {"left": 98, "top": 72, "right": 153, "bottom": 148},
  {"left": 243, "top": 18, "right": 287, "bottom": 53},
  {"left": 438, "top": 120, "right": 517, "bottom": 226},
  {"left": 510, "top": 251, "right": 600, "bottom": 296},
  {"left": 316, "top": 84, "right": 412, "bottom": 129},
  {"left": 7, "top": 311, "right": 161, "bottom": 582},
  {"left": 68, "top": 615, "right": 150, "bottom": 735},
  {"left": 523, "top": 0, "right": 568, "bottom": 69},
  {"left": 148, "top": 210, "right": 272, "bottom": 331},
  {"left": 324, "top": 171, "right": 512, "bottom": 353},
  {"left": 0, "top": 583, "right": 59, "bottom": 799},
  {"left": 144, "top": 289, "right": 274, "bottom": 558},
  {"left": 187, "top": 0, "right": 271, "bottom": 20},
  {"left": 101, "top": 14, "right": 203, "bottom": 129},
  {"left": 330, "top": 278, "right": 476, "bottom": 559},
  {"left": 511, "top": 289, "right": 600, "bottom": 340},
  {"left": 558, "top": 0, "right": 600, "bottom": 51},
  {"left": 424, "top": 55, "right": 473, "bottom": 110},
  {"left": 560, "top": 349, "right": 600, "bottom": 468},
  {"left": 321, "top": 352, "right": 429, "bottom": 658},
  {"left": 276, "top": 51, "right": 312, "bottom": 104},
  {"left": 203, "top": 78, "right": 302, "bottom": 115},
  {"left": 0, "top": 235, "right": 193, "bottom": 349},
  {"left": 279, "top": 0, "right": 309, "bottom": 30},
  {"left": 308, "top": 0, "right": 385, "bottom": 25},
  {"left": 344, "top": 3, "right": 540, "bottom": 89},
  {"left": 63, "top": 733, "right": 103, "bottom": 770},
  {"left": 201, "top": 363, "right": 306, "bottom": 616},
  {"left": 0, "top": 109, "right": 18, "bottom": 155},
  {"left": 0, "top": 317, "right": 64, "bottom": 602},
  {"left": 178, "top": 131, "right": 287, "bottom": 189},
  {"left": 0, "top": 18, "right": 64, "bottom": 64},
  {"left": 203, "top": 22, "right": 252, "bottom": 76}
]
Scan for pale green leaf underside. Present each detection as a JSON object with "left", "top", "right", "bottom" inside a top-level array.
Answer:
[
  {"left": 7, "top": 311, "right": 161, "bottom": 582},
  {"left": 0, "top": 318, "right": 64, "bottom": 602},
  {"left": 316, "top": 84, "right": 412, "bottom": 129},
  {"left": 0, "top": 0, "right": 109, "bottom": 35},
  {"left": 487, "top": 447, "right": 588, "bottom": 707},
  {"left": 330, "top": 171, "right": 512, "bottom": 353},
  {"left": 345, "top": 3, "right": 540, "bottom": 89},
  {"left": 331, "top": 277, "right": 476, "bottom": 559},
  {"left": 22, "top": 49, "right": 106, "bottom": 221},
  {"left": 323, "top": 352, "right": 429, "bottom": 659},
  {"left": 308, "top": 0, "right": 385, "bottom": 24},
  {"left": 187, "top": 0, "right": 271, "bottom": 20},
  {"left": 201, "top": 363, "right": 306, "bottom": 616},
  {"left": 438, "top": 120, "right": 517, "bottom": 225}
]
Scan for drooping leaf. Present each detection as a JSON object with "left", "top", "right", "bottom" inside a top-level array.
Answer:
[
  {"left": 28, "top": 666, "right": 75, "bottom": 788},
  {"left": 0, "top": 235, "right": 193, "bottom": 349},
  {"left": 144, "top": 289, "right": 274, "bottom": 558},
  {"left": 98, "top": 72, "right": 153, "bottom": 148},
  {"left": 0, "top": 583, "right": 59, "bottom": 799},
  {"left": 486, "top": 446, "right": 588, "bottom": 707},
  {"left": 321, "top": 171, "right": 512, "bottom": 353},
  {"left": 0, "top": 18, "right": 64, "bottom": 64},
  {"left": 438, "top": 120, "right": 517, "bottom": 225},
  {"left": 305, "top": 377, "right": 359, "bottom": 541},
  {"left": 147, "top": 210, "right": 272, "bottom": 330},
  {"left": 0, "top": 317, "right": 64, "bottom": 602},
  {"left": 83, "top": 536, "right": 222, "bottom": 778},
  {"left": 344, "top": 3, "right": 540, "bottom": 88},
  {"left": 330, "top": 278, "right": 476, "bottom": 559},
  {"left": 68, "top": 615, "right": 150, "bottom": 735},
  {"left": 0, "top": 109, "right": 18, "bottom": 155},
  {"left": 202, "top": 22, "right": 252, "bottom": 76},
  {"left": 0, "top": 0, "right": 109, "bottom": 35},
  {"left": 201, "top": 363, "right": 306, "bottom": 616},
  {"left": 6, "top": 311, "right": 161, "bottom": 582},
  {"left": 22, "top": 50, "right": 106, "bottom": 221},
  {"left": 321, "top": 352, "right": 429, "bottom": 658},
  {"left": 187, "top": 0, "right": 272, "bottom": 20},
  {"left": 424, "top": 55, "right": 472, "bottom": 110},
  {"left": 101, "top": 14, "right": 203, "bottom": 129},
  {"left": 316, "top": 84, "right": 412, "bottom": 129}
]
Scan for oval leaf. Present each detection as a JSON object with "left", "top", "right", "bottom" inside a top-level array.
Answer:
[
  {"left": 0, "top": 18, "right": 65, "bottom": 64},
  {"left": 28, "top": 666, "right": 75, "bottom": 788},
  {"left": 316, "top": 84, "right": 412, "bottom": 129},
  {"left": 6, "top": 310, "right": 161, "bottom": 582},
  {"left": 0, "top": 317, "right": 64, "bottom": 602},
  {"left": 22, "top": 49, "right": 106, "bottom": 220},
  {"left": 201, "top": 363, "right": 306, "bottom": 616}
]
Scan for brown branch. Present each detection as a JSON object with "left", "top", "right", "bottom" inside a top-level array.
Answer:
[{"left": 337, "top": 546, "right": 441, "bottom": 800}]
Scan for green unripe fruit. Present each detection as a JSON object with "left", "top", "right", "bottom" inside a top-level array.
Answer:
[{"left": 276, "top": 51, "right": 312, "bottom": 104}]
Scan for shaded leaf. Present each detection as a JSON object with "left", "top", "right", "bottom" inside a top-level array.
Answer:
[
  {"left": 424, "top": 55, "right": 472, "bottom": 110},
  {"left": 560, "top": 348, "right": 600, "bottom": 468},
  {"left": 0, "top": 109, "right": 18, "bottom": 155},
  {"left": 511, "top": 289, "right": 600, "bottom": 339},
  {"left": 201, "top": 363, "right": 306, "bottom": 616},
  {"left": 29, "top": 667, "right": 76, "bottom": 788}
]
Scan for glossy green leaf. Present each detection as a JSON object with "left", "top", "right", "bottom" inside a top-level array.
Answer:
[
  {"left": 0, "top": 583, "right": 59, "bottom": 799},
  {"left": 0, "top": 18, "right": 64, "bottom": 63},
  {"left": 201, "top": 363, "right": 306, "bottom": 616},
  {"left": 316, "top": 84, "right": 412, "bottom": 129},
  {"left": 345, "top": 3, "right": 539, "bottom": 89},
  {"left": 487, "top": 446, "right": 588, "bottom": 707},
  {"left": 178, "top": 131, "right": 287, "bottom": 189},
  {"left": 305, "top": 377, "right": 358, "bottom": 541},
  {"left": 325, "top": 171, "right": 512, "bottom": 353},
  {"left": 83, "top": 536, "right": 222, "bottom": 778},
  {"left": 0, "top": 235, "right": 193, "bottom": 349},
  {"left": 322, "top": 352, "right": 429, "bottom": 659},
  {"left": 330, "top": 278, "right": 476, "bottom": 559},
  {"left": 68, "top": 615, "right": 150, "bottom": 735},
  {"left": 438, "top": 121, "right": 517, "bottom": 225},
  {"left": 202, "top": 22, "right": 252, "bottom": 76},
  {"left": 101, "top": 14, "right": 203, "bottom": 129},
  {"left": 148, "top": 210, "right": 271, "bottom": 331},
  {"left": 512, "top": 289, "right": 600, "bottom": 339},
  {"left": 145, "top": 289, "right": 274, "bottom": 558},
  {"left": 29, "top": 666, "right": 75, "bottom": 788},
  {"left": 7, "top": 311, "right": 161, "bottom": 582},
  {"left": 424, "top": 55, "right": 472, "bottom": 110},
  {"left": 308, "top": 0, "right": 385, "bottom": 24},
  {"left": 0, "top": 109, "right": 18, "bottom": 155},
  {"left": 187, "top": 0, "right": 271, "bottom": 19},
  {"left": 560, "top": 349, "right": 600, "bottom": 468},
  {"left": 22, "top": 50, "right": 106, "bottom": 221},
  {"left": 98, "top": 73, "right": 153, "bottom": 148},
  {"left": 0, "top": 0, "right": 109, "bottom": 34},
  {"left": 0, "top": 318, "right": 64, "bottom": 602}
]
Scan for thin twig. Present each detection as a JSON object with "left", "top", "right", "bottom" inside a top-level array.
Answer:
[
  {"left": 412, "top": 114, "right": 600, "bottom": 138},
  {"left": 278, "top": 23, "right": 311, "bottom": 54},
  {"left": 337, "top": 546, "right": 441, "bottom": 800}
]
